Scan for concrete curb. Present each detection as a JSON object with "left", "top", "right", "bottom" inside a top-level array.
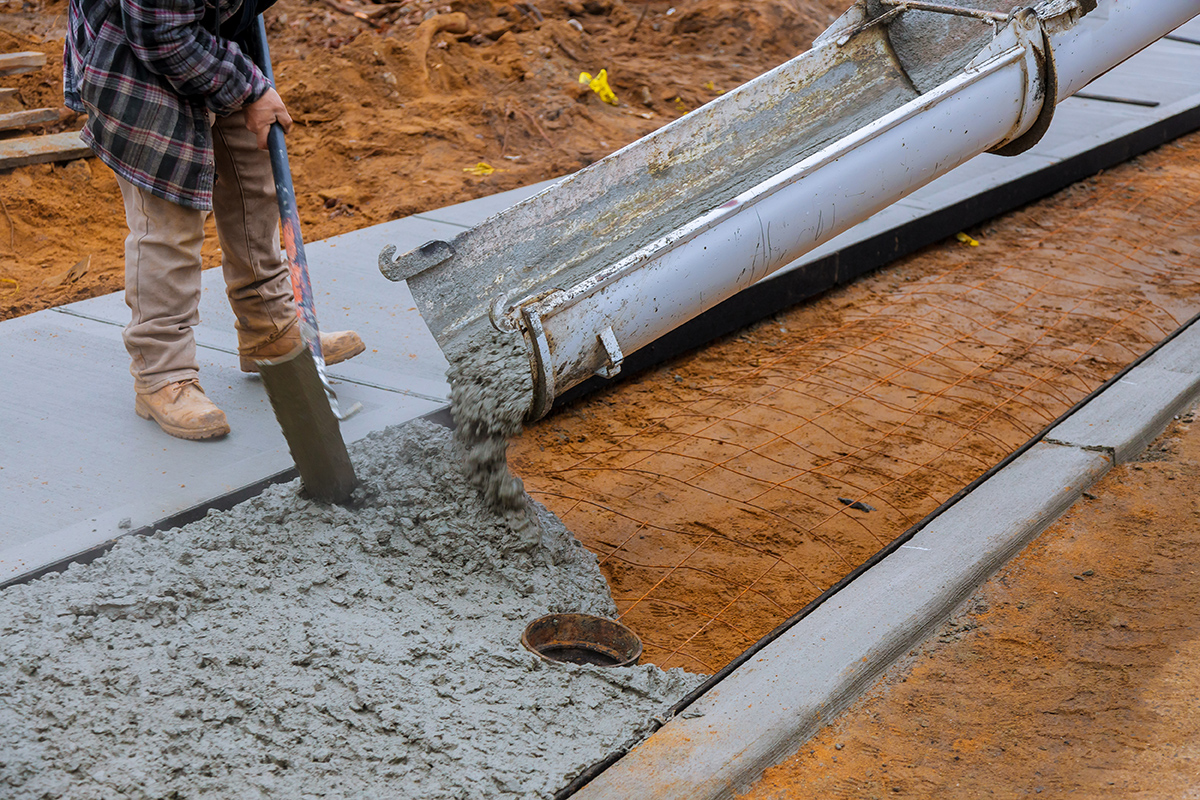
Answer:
[
  {"left": 574, "top": 320, "right": 1200, "bottom": 799},
  {"left": 1047, "top": 336, "right": 1200, "bottom": 463}
]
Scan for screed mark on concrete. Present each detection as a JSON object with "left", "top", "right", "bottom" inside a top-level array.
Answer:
[{"left": 0, "top": 420, "right": 700, "bottom": 799}]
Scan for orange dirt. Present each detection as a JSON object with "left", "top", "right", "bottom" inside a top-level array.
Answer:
[
  {"left": 741, "top": 403, "right": 1200, "bottom": 799},
  {"left": 508, "top": 131, "right": 1200, "bottom": 673},
  {"left": 0, "top": 0, "right": 846, "bottom": 318}
]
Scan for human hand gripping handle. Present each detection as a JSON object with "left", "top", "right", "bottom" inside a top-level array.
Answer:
[
  {"left": 245, "top": 16, "right": 320, "bottom": 363},
  {"left": 244, "top": 87, "right": 293, "bottom": 151}
]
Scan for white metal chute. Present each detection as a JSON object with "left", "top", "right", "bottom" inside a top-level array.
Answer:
[
  {"left": 381, "top": 0, "right": 1200, "bottom": 419},
  {"left": 382, "top": 8, "right": 927, "bottom": 340}
]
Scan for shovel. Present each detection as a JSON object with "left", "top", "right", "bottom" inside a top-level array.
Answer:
[{"left": 246, "top": 15, "right": 357, "bottom": 504}]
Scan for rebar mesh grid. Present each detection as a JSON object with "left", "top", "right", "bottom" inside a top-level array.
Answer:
[{"left": 509, "top": 135, "right": 1200, "bottom": 673}]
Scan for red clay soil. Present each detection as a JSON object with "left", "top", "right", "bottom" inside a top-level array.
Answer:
[
  {"left": 741, "top": 404, "right": 1200, "bottom": 800},
  {"left": 508, "top": 131, "right": 1200, "bottom": 672},
  {"left": 0, "top": 0, "right": 846, "bottom": 318}
]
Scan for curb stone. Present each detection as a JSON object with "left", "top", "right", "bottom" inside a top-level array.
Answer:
[{"left": 1048, "top": 329, "right": 1200, "bottom": 463}]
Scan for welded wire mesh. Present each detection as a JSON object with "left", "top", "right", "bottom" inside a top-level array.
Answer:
[{"left": 509, "top": 136, "right": 1200, "bottom": 673}]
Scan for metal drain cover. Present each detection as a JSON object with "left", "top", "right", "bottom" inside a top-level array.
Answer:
[{"left": 521, "top": 613, "right": 642, "bottom": 667}]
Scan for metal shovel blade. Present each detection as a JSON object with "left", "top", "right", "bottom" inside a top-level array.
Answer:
[{"left": 258, "top": 345, "right": 357, "bottom": 505}]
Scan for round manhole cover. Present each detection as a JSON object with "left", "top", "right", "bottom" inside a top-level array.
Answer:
[{"left": 522, "top": 613, "right": 642, "bottom": 667}]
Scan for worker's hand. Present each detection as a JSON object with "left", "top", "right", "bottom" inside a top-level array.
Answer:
[{"left": 244, "top": 88, "right": 293, "bottom": 151}]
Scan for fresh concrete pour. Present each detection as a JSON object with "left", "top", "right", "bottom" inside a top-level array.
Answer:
[
  {"left": 447, "top": 329, "right": 538, "bottom": 515},
  {"left": 0, "top": 416, "right": 700, "bottom": 797}
]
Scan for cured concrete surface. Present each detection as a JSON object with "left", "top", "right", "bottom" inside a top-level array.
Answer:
[
  {"left": 0, "top": 13, "right": 1198, "bottom": 800},
  {"left": 0, "top": 421, "right": 702, "bottom": 799},
  {"left": 0, "top": 181, "right": 553, "bottom": 586},
  {"left": 573, "top": 443, "right": 1114, "bottom": 800},
  {"left": 1048, "top": 329, "right": 1200, "bottom": 464}
]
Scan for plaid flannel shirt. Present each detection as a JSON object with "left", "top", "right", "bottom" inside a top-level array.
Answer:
[{"left": 64, "top": 0, "right": 271, "bottom": 210}]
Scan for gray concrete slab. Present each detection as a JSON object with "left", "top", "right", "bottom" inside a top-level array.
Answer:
[
  {"left": 0, "top": 311, "right": 443, "bottom": 585},
  {"left": 304, "top": 214, "right": 473, "bottom": 275},
  {"left": 770, "top": 34, "right": 1200, "bottom": 284},
  {"left": 1047, "top": 324, "right": 1200, "bottom": 463},
  {"left": 1032, "top": 97, "right": 1148, "bottom": 142},
  {"left": 1081, "top": 39, "right": 1200, "bottom": 105},
  {"left": 578, "top": 441, "right": 1113, "bottom": 799},
  {"left": 571, "top": 292, "right": 1200, "bottom": 800},
  {"left": 897, "top": 152, "right": 1060, "bottom": 212},
  {"left": 1033, "top": 94, "right": 1200, "bottom": 161},
  {"left": 562, "top": 33, "right": 1200, "bottom": 790},
  {"left": 4, "top": 3, "right": 1200, "bottom": 611},
  {"left": 5, "top": 183, "right": 562, "bottom": 585},
  {"left": 0, "top": 16, "right": 1196, "bottom": 800},
  {"left": 410, "top": 179, "right": 559, "bottom": 227},
  {"left": 57, "top": 214, "right": 466, "bottom": 396},
  {"left": 1175, "top": 16, "right": 1200, "bottom": 38}
]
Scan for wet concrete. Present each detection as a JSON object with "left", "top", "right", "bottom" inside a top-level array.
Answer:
[
  {"left": 446, "top": 328, "right": 535, "bottom": 514},
  {"left": 0, "top": 420, "right": 700, "bottom": 799}
]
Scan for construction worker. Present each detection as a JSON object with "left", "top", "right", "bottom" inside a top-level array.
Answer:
[{"left": 62, "top": 0, "right": 363, "bottom": 441}]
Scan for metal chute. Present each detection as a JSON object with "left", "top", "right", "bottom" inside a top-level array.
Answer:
[{"left": 381, "top": 0, "right": 1199, "bottom": 419}]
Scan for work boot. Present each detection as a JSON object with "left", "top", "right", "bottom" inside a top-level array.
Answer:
[
  {"left": 239, "top": 328, "right": 366, "bottom": 373},
  {"left": 135, "top": 379, "right": 231, "bottom": 441}
]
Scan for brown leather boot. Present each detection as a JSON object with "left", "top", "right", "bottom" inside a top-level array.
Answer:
[
  {"left": 135, "top": 379, "right": 231, "bottom": 440},
  {"left": 239, "top": 328, "right": 366, "bottom": 373}
]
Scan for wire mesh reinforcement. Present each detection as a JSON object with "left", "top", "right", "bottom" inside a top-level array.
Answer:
[{"left": 508, "top": 134, "right": 1200, "bottom": 673}]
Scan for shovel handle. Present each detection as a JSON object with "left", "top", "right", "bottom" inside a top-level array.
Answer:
[{"left": 247, "top": 15, "right": 324, "bottom": 365}]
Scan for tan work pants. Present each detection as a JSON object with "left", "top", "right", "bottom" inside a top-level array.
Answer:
[{"left": 116, "top": 110, "right": 296, "bottom": 394}]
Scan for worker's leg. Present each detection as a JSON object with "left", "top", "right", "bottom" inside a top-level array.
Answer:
[
  {"left": 211, "top": 110, "right": 366, "bottom": 372},
  {"left": 210, "top": 109, "right": 296, "bottom": 354},
  {"left": 117, "top": 174, "right": 229, "bottom": 440},
  {"left": 117, "top": 174, "right": 206, "bottom": 393}
]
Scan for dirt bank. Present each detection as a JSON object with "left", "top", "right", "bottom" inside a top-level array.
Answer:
[
  {"left": 0, "top": 0, "right": 846, "bottom": 319},
  {"left": 0, "top": 420, "right": 700, "bottom": 798},
  {"left": 741, "top": 402, "right": 1200, "bottom": 799}
]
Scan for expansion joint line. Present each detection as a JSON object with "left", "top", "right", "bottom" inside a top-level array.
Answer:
[
  {"left": 49, "top": 307, "right": 448, "bottom": 405},
  {"left": 1042, "top": 438, "right": 1117, "bottom": 461}
]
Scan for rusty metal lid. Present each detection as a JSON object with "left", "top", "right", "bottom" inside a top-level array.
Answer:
[{"left": 521, "top": 613, "right": 642, "bottom": 667}]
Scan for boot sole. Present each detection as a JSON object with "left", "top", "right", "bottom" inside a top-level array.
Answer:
[
  {"left": 240, "top": 340, "right": 367, "bottom": 373},
  {"left": 135, "top": 397, "right": 231, "bottom": 441}
]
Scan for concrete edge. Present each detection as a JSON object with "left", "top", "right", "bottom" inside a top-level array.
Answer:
[
  {"left": 572, "top": 324, "right": 1200, "bottom": 800},
  {"left": 0, "top": 406, "right": 455, "bottom": 590},
  {"left": 0, "top": 467, "right": 295, "bottom": 591},
  {"left": 1047, "top": 325, "right": 1200, "bottom": 463},
  {"left": 10, "top": 67, "right": 1197, "bottom": 588}
]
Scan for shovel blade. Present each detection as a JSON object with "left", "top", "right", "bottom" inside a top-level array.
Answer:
[{"left": 258, "top": 344, "right": 357, "bottom": 504}]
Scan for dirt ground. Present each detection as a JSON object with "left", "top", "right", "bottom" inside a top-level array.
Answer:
[
  {"left": 0, "top": 0, "right": 845, "bottom": 318},
  {"left": 509, "top": 130, "right": 1200, "bottom": 672},
  {"left": 741, "top": 403, "right": 1200, "bottom": 800}
]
